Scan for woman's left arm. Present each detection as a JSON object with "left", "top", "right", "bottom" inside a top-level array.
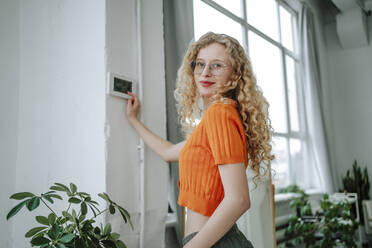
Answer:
[{"left": 183, "top": 162, "right": 251, "bottom": 248}]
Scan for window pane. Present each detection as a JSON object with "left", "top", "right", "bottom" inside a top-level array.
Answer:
[
  {"left": 296, "top": 139, "right": 321, "bottom": 190},
  {"left": 289, "top": 138, "right": 301, "bottom": 175},
  {"left": 286, "top": 55, "right": 299, "bottom": 132},
  {"left": 248, "top": 31, "right": 287, "bottom": 133},
  {"left": 271, "top": 136, "right": 289, "bottom": 189},
  {"left": 289, "top": 138, "right": 319, "bottom": 189},
  {"left": 280, "top": 5, "right": 294, "bottom": 52},
  {"left": 193, "top": 0, "right": 243, "bottom": 45},
  {"left": 246, "top": 0, "right": 279, "bottom": 41},
  {"left": 213, "top": 0, "right": 242, "bottom": 17}
]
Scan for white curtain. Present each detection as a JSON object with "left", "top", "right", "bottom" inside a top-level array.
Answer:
[{"left": 298, "top": 2, "right": 335, "bottom": 193}]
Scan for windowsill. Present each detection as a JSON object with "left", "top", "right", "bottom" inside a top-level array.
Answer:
[{"left": 274, "top": 188, "right": 324, "bottom": 203}]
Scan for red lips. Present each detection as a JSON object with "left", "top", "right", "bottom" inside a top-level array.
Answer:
[{"left": 199, "top": 81, "right": 215, "bottom": 87}]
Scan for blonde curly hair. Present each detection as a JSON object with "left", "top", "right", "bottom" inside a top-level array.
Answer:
[{"left": 174, "top": 32, "right": 275, "bottom": 187}]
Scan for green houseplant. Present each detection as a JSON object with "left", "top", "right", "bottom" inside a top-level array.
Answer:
[
  {"left": 280, "top": 185, "right": 359, "bottom": 248},
  {"left": 6, "top": 182, "right": 134, "bottom": 248},
  {"left": 340, "top": 159, "right": 370, "bottom": 225}
]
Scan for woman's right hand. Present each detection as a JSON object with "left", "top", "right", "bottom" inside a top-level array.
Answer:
[
  {"left": 126, "top": 92, "right": 141, "bottom": 123},
  {"left": 124, "top": 91, "right": 186, "bottom": 162}
]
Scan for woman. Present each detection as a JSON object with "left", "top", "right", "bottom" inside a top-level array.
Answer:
[{"left": 125, "top": 32, "right": 274, "bottom": 248}]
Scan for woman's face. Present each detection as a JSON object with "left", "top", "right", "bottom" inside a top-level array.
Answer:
[{"left": 193, "top": 42, "right": 233, "bottom": 99}]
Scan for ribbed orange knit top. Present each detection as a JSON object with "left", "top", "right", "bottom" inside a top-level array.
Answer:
[{"left": 177, "top": 100, "right": 248, "bottom": 216}]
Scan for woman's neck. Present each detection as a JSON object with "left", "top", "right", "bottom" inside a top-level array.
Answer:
[
  {"left": 203, "top": 96, "right": 237, "bottom": 109},
  {"left": 202, "top": 96, "right": 212, "bottom": 110}
]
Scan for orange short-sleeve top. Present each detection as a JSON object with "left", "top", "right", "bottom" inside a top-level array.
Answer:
[{"left": 177, "top": 100, "right": 248, "bottom": 216}]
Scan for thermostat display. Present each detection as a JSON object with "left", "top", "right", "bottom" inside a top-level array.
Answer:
[
  {"left": 107, "top": 72, "right": 137, "bottom": 99},
  {"left": 114, "top": 77, "right": 132, "bottom": 94}
]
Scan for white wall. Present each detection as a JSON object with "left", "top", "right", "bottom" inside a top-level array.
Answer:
[
  {"left": 1, "top": 0, "right": 168, "bottom": 247},
  {"left": 324, "top": 12, "right": 372, "bottom": 195},
  {"left": 105, "top": 0, "right": 168, "bottom": 247},
  {"left": 0, "top": 0, "right": 20, "bottom": 247},
  {"left": 0, "top": 1, "right": 106, "bottom": 247}
]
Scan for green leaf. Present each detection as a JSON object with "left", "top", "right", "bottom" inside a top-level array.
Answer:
[
  {"left": 88, "top": 205, "right": 97, "bottom": 217},
  {"left": 31, "top": 236, "right": 50, "bottom": 246},
  {"left": 47, "top": 223, "right": 61, "bottom": 240},
  {"left": 62, "top": 211, "right": 74, "bottom": 222},
  {"left": 60, "top": 217, "right": 68, "bottom": 225},
  {"left": 48, "top": 194, "right": 63, "bottom": 200},
  {"left": 109, "top": 205, "right": 115, "bottom": 214},
  {"left": 70, "top": 183, "right": 77, "bottom": 193},
  {"left": 118, "top": 207, "right": 134, "bottom": 230},
  {"left": 79, "top": 192, "right": 90, "bottom": 197},
  {"left": 74, "top": 237, "right": 85, "bottom": 247},
  {"left": 94, "top": 226, "right": 101, "bottom": 235},
  {"left": 42, "top": 195, "right": 54, "bottom": 204},
  {"left": 59, "top": 233, "right": 75, "bottom": 243},
  {"left": 43, "top": 190, "right": 56, "bottom": 195},
  {"left": 50, "top": 186, "right": 67, "bottom": 192},
  {"left": 26, "top": 197, "right": 40, "bottom": 211},
  {"left": 36, "top": 216, "right": 50, "bottom": 225},
  {"left": 9, "top": 192, "right": 35, "bottom": 200},
  {"left": 89, "top": 202, "right": 100, "bottom": 212},
  {"left": 110, "top": 232, "right": 120, "bottom": 240},
  {"left": 101, "top": 240, "right": 116, "bottom": 247},
  {"left": 89, "top": 200, "right": 99, "bottom": 205},
  {"left": 103, "top": 223, "right": 112, "bottom": 236},
  {"left": 6, "top": 199, "right": 30, "bottom": 220},
  {"left": 81, "top": 202, "right": 87, "bottom": 215},
  {"left": 72, "top": 209, "right": 77, "bottom": 217},
  {"left": 118, "top": 209, "right": 127, "bottom": 223},
  {"left": 25, "top": 226, "right": 48, "bottom": 238},
  {"left": 81, "top": 219, "right": 93, "bottom": 232},
  {"left": 68, "top": 197, "right": 81, "bottom": 204},
  {"left": 98, "top": 193, "right": 112, "bottom": 203},
  {"left": 116, "top": 240, "right": 127, "bottom": 248},
  {"left": 78, "top": 214, "right": 86, "bottom": 223},
  {"left": 57, "top": 243, "right": 67, "bottom": 248},
  {"left": 48, "top": 213, "right": 56, "bottom": 225},
  {"left": 54, "top": 183, "right": 71, "bottom": 193}
]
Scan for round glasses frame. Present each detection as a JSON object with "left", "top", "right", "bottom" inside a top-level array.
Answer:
[{"left": 191, "top": 60, "right": 231, "bottom": 76}]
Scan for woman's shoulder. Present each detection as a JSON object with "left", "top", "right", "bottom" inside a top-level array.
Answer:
[{"left": 201, "top": 99, "right": 242, "bottom": 127}]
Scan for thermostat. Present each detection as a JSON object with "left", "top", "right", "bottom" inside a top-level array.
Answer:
[{"left": 107, "top": 72, "right": 137, "bottom": 99}]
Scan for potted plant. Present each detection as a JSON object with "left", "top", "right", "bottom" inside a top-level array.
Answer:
[
  {"left": 278, "top": 184, "right": 312, "bottom": 218},
  {"left": 340, "top": 159, "right": 370, "bottom": 225},
  {"left": 281, "top": 185, "right": 359, "bottom": 248},
  {"left": 6, "top": 182, "right": 133, "bottom": 248}
]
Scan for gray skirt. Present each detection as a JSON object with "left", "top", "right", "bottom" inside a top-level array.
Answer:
[{"left": 181, "top": 223, "right": 254, "bottom": 247}]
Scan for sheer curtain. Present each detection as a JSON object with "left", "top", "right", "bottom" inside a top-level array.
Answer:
[
  {"left": 163, "top": 0, "right": 194, "bottom": 246},
  {"left": 298, "top": 2, "right": 335, "bottom": 193}
]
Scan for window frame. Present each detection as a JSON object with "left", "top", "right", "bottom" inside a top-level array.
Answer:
[{"left": 194, "top": 0, "right": 310, "bottom": 190}]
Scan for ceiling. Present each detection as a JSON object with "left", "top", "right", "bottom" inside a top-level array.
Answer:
[{"left": 317, "top": 0, "right": 341, "bottom": 24}]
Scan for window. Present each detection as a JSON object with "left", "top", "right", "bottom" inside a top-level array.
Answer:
[{"left": 193, "top": 0, "right": 311, "bottom": 190}]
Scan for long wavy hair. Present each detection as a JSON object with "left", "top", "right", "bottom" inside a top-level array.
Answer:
[{"left": 174, "top": 32, "right": 275, "bottom": 187}]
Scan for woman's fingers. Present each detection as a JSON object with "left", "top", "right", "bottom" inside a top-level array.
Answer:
[
  {"left": 125, "top": 91, "right": 140, "bottom": 121},
  {"left": 127, "top": 91, "right": 140, "bottom": 107},
  {"left": 127, "top": 91, "right": 136, "bottom": 100}
]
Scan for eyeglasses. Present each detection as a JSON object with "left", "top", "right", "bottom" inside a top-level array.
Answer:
[{"left": 191, "top": 59, "right": 230, "bottom": 76}]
